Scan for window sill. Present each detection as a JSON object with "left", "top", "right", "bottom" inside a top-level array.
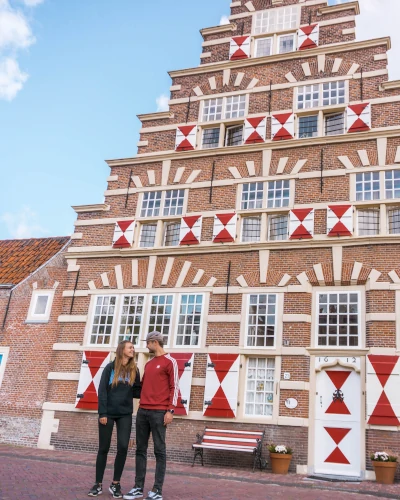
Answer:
[{"left": 25, "top": 319, "right": 50, "bottom": 324}]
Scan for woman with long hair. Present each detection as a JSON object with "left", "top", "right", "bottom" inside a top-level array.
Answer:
[{"left": 88, "top": 340, "right": 141, "bottom": 498}]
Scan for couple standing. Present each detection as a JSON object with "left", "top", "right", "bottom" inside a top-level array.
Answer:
[{"left": 88, "top": 331, "right": 179, "bottom": 500}]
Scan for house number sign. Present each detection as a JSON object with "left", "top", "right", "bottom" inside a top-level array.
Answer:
[
  {"left": 315, "top": 356, "right": 361, "bottom": 371},
  {"left": 285, "top": 398, "right": 298, "bottom": 409}
]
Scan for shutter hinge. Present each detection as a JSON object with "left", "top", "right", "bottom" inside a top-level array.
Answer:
[
  {"left": 184, "top": 362, "right": 191, "bottom": 368},
  {"left": 77, "top": 394, "right": 84, "bottom": 399},
  {"left": 205, "top": 400, "right": 212, "bottom": 406},
  {"left": 207, "top": 363, "right": 215, "bottom": 368},
  {"left": 83, "top": 360, "right": 89, "bottom": 365},
  {"left": 181, "top": 399, "right": 188, "bottom": 405}
]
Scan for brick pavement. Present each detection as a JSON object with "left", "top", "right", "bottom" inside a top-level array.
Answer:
[{"left": 0, "top": 445, "right": 399, "bottom": 500}]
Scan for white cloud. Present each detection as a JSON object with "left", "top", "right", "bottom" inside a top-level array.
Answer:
[
  {"left": 156, "top": 94, "right": 169, "bottom": 112},
  {"left": 219, "top": 15, "right": 230, "bottom": 25},
  {"left": 0, "top": 57, "right": 28, "bottom": 100},
  {"left": 23, "top": 0, "right": 44, "bottom": 5},
  {"left": 0, "top": 206, "right": 48, "bottom": 239},
  {"left": 0, "top": 0, "right": 35, "bottom": 50}
]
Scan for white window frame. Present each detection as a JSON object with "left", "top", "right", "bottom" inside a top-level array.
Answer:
[
  {"left": 163, "top": 189, "right": 185, "bottom": 216},
  {"left": 277, "top": 33, "right": 296, "bottom": 54},
  {"left": 141, "top": 191, "right": 162, "bottom": 217},
  {"left": 267, "top": 180, "right": 290, "bottom": 208},
  {"left": 138, "top": 190, "right": 188, "bottom": 220},
  {"left": 201, "top": 126, "right": 221, "bottom": 149},
  {"left": 163, "top": 221, "right": 181, "bottom": 247},
  {"left": 388, "top": 206, "right": 400, "bottom": 235},
  {"left": 116, "top": 294, "right": 146, "bottom": 346},
  {"left": 245, "top": 293, "right": 278, "bottom": 349},
  {"left": 241, "top": 215, "right": 262, "bottom": 242},
  {"left": 255, "top": 37, "right": 273, "bottom": 58},
  {"left": 324, "top": 111, "right": 345, "bottom": 136},
  {"left": 174, "top": 293, "right": 205, "bottom": 348},
  {"left": 313, "top": 289, "right": 364, "bottom": 349},
  {"left": 202, "top": 97, "right": 223, "bottom": 122},
  {"left": 268, "top": 213, "right": 289, "bottom": 241},
  {"left": 322, "top": 80, "right": 346, "bottom": 107},
  {"left": 26, "top": 289, "right": 55, "bottom": 323},
  {"left": 297, "top": 114, "right": 319, "bottom": 139},
  {"left": 199, "top": 94, "right": 249, "bottom": 124},
  {"left": 139, "top": 223, "right": 158, "bottom": 248},
  {"left": 0, "top": 347, "right": 10, "bottom": 389},
  {"left": 295, "top": 81, "right": 348, "bottom": 111},
  {"left": 385, "top": 170, "right": 400, "bottom": 200},
  {"left": 253, "top": 5, "right": 300, "bottom": 35},
  {"left": 244, "top": 357, "right": 276, "bottom": 418},
  {"left": 147, "top": 294, "right": 174, "bottom": 347},
  {"left": 357, "top": 207, "right": 380, "bottom": 236},
  {"left": 241, "top": 182, "right": 264, "bottom": 210},
  {"left": 356, "top": 171, "right": 380, "bottom": 201}
]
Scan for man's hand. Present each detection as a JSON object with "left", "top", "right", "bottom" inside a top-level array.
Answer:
[
  {"left": 99, "top": 417, "right": 107, "bottom": 425},
  {"left": 164, "top": 411, "right": 174, "bottom": 426}
]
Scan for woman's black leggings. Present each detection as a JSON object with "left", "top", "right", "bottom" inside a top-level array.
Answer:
[{"left": 96, "top": 415, "right": 132, "bottom": 483}]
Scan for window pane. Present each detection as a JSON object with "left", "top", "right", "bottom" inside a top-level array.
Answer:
[
  {"left": 255, "top": 37, "right": 272, "bottom": 57},
  {"left": 202, "top": 98, "right": 223, "bottom": 122},
  {"left": 298, "top": 115, "right": 318, "bottom": 139},
  {"left": 269, "top": 215, "right": 288, "bottom": 241},
  {"left": 297, "top": 85, "right": 319, "bottom": 110},
  {"left": 325, "top": 113, "right": 344, "bottom": 136},
  {"left": 163, "top": 190, "right": 185, "bottom": 216},
  {"left": 247, "top": 295, "right": 276, "bottom": 347},
  {"left": 225, "top": 125, "right": 243, "bottom": 146},
  {"left": 355, "top": 172, "right": 380, "bottom": 201},
  {"left": 34, "top": 295, "right": 49, "bottom": 315},
  {"left": 254, "top": 6, "right": 298, "bottom": 35},
  {"left": 202, "top": 128, "right": 220, "bottom": 149},
  {"left": 225, "top": 95, "right": 246, "bottom": 119},
  {"left": 141, "top": 191, "right": 162, "bottom": 217},
  {"left": 267, "top": 180, "right": 290, "bottom": 208},
  {"left": 358, "top": 209, "right": 380, "bottom": 235},
  {"left": 245, "top": 357, "right": 275, "bottom": 416},
  {"left": 388, "top": 208, "right": 400, "bottom": 234},
  {"left": 119, "top": 295, "right": 144, "bottom": 345},
  {"left": 241, "top": 182, "right": 264, "bottom": 210},
  {"left": 322, "top": 81, "right": 346, "bottom": 106},
  {"left": 385, "top": 170, "right": 400, "bottom": 199},
  {"left": 140, "top": 224, "right": 157, "bottom": 247},
  {"left": 164, "top": 222, "right": 181, "bottom": 246},
  {"left": 318, "top": 293, "right": 359, "bottom": 347},
  {"left": 91, "top": 296, "right": 116, "bottom": 345},
  {"left": 279, "top": 34, "right": 295, "bottom": 54},
  {"left": 242, "top": 217, "right": 261, "bottom": 242},
  {"left": 176, "top": 295, "right": 203, "bottom": 346},
  {"left": 148, "top": 295, "right": 173, "bottom": 346}
]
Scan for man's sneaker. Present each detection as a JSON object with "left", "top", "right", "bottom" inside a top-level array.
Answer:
[
  {"left": 145, "top": 489, "right": 163, "bottom": 500},
  {"left": 109, "top": 483, "right": 123, "bottom": 499},
  {"left": 88, "top": 483, "right": 103, "bottom": 497},
  {"left": 123, "top": 487, "right": 144, "bottom": 499}
]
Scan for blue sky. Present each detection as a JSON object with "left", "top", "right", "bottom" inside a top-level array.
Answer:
[{"left": 0, "top": 0, "right": 398, "bottom": 239}]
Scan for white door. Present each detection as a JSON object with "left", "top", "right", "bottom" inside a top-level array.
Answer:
[{"left": 314, "top": 366, "right": 361, "bottom": 477}]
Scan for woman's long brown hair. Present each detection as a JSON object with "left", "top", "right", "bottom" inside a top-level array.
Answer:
[{"left": 112, "top": 340, "right": 137, "bottom": 387}]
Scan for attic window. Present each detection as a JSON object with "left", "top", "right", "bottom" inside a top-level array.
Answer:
[{"left": 26, "top": 290, "right": 55, "bottom": 323}]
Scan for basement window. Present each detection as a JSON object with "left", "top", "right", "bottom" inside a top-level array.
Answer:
[{"left": 26, "top": 290, "right": 55, "bottom": 323}]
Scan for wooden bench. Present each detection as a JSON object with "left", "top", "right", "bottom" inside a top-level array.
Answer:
[{"left": 192, "top": 428, "right": 266, "bottom": 471}]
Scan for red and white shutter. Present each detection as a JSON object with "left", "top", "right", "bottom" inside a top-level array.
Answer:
[
  {"left": 327, "top": 205, "right": 353, "bottom": 237},
  {"left": 75, "top": 351, "right": 111, "bottom": 410},
  {"left": 289, "top": 208, "right": 314, "bottom": 239},
  {"left": 244, "top": 117, "right": 267, "bottom": 144},
  {"left": 168, "top": 353, "right": 194, "bottom": 416},
  {"left": 213, "top": 213, "right": 236, "bottom": 243},
  {"left": 298, "top": 24, "right": 319, "bottom": 50},
  {"left": 175, "top": 125, "right": 197, "bottom": 151},
  {"left": 179, "top": 215, "right": 202, "bottom": 245},
  {"left": 271, "top": 113, "right": 294, "bottom": 141},
  {"left": 203, "top": 354, "right": 240, "bottom": 418},
  {"left": 367, "top": 355, "right": 400, "bottom": 426},
  {"left": 229, "top": 36, "right": 250, "bottom": 61},
  {"left": 112, "top": 220, "right": 135, "bottom": 248},
  {"left": 346, "top": 104, "right": 371, "bottom": 134}
]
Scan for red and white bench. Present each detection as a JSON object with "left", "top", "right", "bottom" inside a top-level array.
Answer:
[{"left": 192, "top": 428, "right": 266, "bottom": 471}]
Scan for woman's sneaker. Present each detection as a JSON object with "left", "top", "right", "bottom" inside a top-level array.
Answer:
[
  {"left": 109, "top": 483, "right": 123, "bottom": 499},
  {"left": 88, "top": 483, "right": 103, "bottom": 497},
  {"left": 145, "top": 489, "right": 163, "bottom": 500},
  {"left": 123, "top": 486, "right": 144, "bottom": 499}
]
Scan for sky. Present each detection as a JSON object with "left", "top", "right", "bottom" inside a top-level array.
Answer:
[{"left": 0, "top": 0, "right": 399, "bottom": 240}]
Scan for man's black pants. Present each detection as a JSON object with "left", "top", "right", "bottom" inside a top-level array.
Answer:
[
  {"left": 96, "top": 415, "right": 132, "bottom": 483},
  {"left": 135, "top": 409, "right": 167, "bottom": 493}
]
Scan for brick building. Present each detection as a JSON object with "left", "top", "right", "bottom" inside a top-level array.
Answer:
[
  {"left": 0, "top": 237, "right": 70, "bottom": 446},
  {"left": 36, "top": 0, "right": 400, "bottom": 480}
]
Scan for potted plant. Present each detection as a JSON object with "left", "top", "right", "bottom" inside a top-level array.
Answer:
[
  {"left": 268, "top": 444, "right": 293, "bottom": 474},
  {"left": 370, "top": 452, "right": 398, "bottom": 484}
]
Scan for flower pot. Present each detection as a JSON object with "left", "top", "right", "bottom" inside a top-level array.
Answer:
[
  {"left": 372, "top": 461, "right": 398, "bottom": 484},
  {"left": 269, "top": 452, "right": 292, "bottom": 474}
]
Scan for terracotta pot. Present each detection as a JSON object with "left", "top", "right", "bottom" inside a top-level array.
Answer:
[
  {"left": 269, "top": 452, "right": 292, "bottom": 474},
  {"left": 372, "top": 461, "right": 398, "bottom": 484}
]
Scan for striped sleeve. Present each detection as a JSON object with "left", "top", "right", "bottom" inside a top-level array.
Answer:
[{"left": 165, "top": 354, "right": 179, "bottom": 408}]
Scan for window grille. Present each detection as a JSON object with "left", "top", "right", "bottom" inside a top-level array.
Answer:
[
  {"left": 202, "top": 98, "right": 223, "bottom": 122},
  {"left": 317, "top": 293, "right": 359, "bottom": 347},
  {"left": 90, "top": 296, "right": 116, "bottom": 345},
  {"left": 164, "top": 222, "right": 181, "bottom": 247},
  {"left": 247, "top": 294, "right": 276, "bottom": 347},
  {"left": 242, "top": 182, "right": 264, "bottom": 210},
  {"left": 322, "top": 81, "right": 346, "bottom": 106},
  {"left": 297, "top": 85, "right": 319, "bottom": 110},
  {"left": 325, "top": 112, "right": 345, "bottom": 136},
  {"left": 148, "top": 295, "right": 173, "bottom": 346},
  {"left": 225, "top": 125, "right": 243, "bottom": 147},
  {"left": 202, "top": 128, "right": 220, "bottom": 149},
  {"left": 267, "top": 180, "right": 290, "bottom": 208},
  {"left": 225, "top": 95, "right": 246, "bottom": 119},
  {"left": 356, "top": 172, "right": 380, "bottom": 201},
  {"left": 118, "top": 295, "right": 144, "bottom": 344},
  {"left": 254, "top": 6, "right": 298, "bottom": 35},
  {"left": 245, "top": 358, "right": 275, "bottom": 416},
  {"left": 163, "top": 190, "right": 184, "bottom": 216},
  {"left": 140, "top": 224, "right": 157, "bottom": 247},
  {"left": 358, "top": 208, "right": 380, "bottom": 235},
  {"left": 388, "top": 207, "right": 400, "bottom": 234},
  {"left": 176, "top": 294, "right": 203, "bottom": 346},
  {"left": 242, "top": 216, "right": 261, "bottom": 242},
  {"left": 269, "top": 214, "right": 288, "bottom": 240},
  {"left": 278, "top": 34, "right": 295, "bottom": 53},
  {"left": 255, "top": 37, "right": 272, "bottom": 57},
  {"left": 298, "top": 115, "right": 318, "bottom": 138},
  {"left": 385, "top": 170, "right": 400, "bottom": 199},
  {"left": 141, "top": 192, "right": 162, "bottom": 217}
]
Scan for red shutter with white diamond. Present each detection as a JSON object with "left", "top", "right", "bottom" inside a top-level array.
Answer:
[
  {"left": 179, "top": 215, "right": 202, "bottom": 245},
  {"left": 175, "top": 125, "right": 197, "bottom": 151},
  {"left": 75, "top": 351, "right": 111, "bottom": 410},
  {"left": 298, "top": 24, "right": 319, "bottom": 50},
  {"left": 367, "top": 355, "right": 400, "bottom": 426},
  {"left": 271, "top": 113, "right": 294, "bottom": 141},
  {"left": 168, "top": 353, "right": 194, "bottom": 416},
  {"left": 346, "top": 104, "right": 371, "bottom": 134},
  {"left": 213, "top": 213, "right": 236, "bottom": 243},
  {"left": 327, "top": 205, "right": 353, "bottom": 237},
  {"left": 229, "top": 36, "right": 250, "bottom": 61},
  {"left": 289, "top": 208, "right": 314, "bottom": 239},
  {"left": 112, "top": 220, "right": 135, "bottom": 248},
  {"left": 204, "top": 354, "right": 240, "bottom": 418},
  {"left": 244, "top": 117, "right": 267, "bottom": 144}
]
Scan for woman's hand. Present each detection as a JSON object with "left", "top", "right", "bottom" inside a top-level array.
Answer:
[{"left": 99, "top": 417, "right": 107, "bottom": 425}]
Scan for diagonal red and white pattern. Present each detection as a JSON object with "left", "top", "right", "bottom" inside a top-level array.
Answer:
[
  {"left": 167, "top": 353, "right": 194, "bottom": 416},
  {"left": 289, "top": 208, "right": 314, "bottom": 239},
  {"left": 327, "top": 205, "right": 353, "bottom": 237},
  {"left": 213, "top": 213, "right": 236, "bottom": 243},
  {"left": 175, "top": 125, "right": 197, "bottom": 151},
  {"left": 271, "top": 113, "right": 294, "bottom": 141},
  {"left": 75, "top": 351, "right": 111, "bottom": 410},
  {"left": 298, "top": 24, "right": 319, "bottom": 50},
  {"left": 324, "top": 427, "right": 351, "bottom": 465},
  {"left": 244, "top": 117, "right": 267, "bottom": 144},
  {"left": 346, "top": 103, "right": 371, "bottom": 134},
  {"left": 112, "top": 220, "right": 135, "bottom": 248},
  {"left": 229, "top": 36, "right": 250, "bottom": 61},
  {"left": 367, "top": 355, "right": 400, "bottom": 426},
  {"left": 179, "top": 215, "right": 202, "bottom": 245},
  {"left": 325, "top": 371, "right": 351, "bottom": 415},
  {"left": 203, "top": 354, "right": 240, "bottom": 418}
]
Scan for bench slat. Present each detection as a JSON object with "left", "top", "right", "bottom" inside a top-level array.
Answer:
[
  {"left": 203, "top": 435, "right": 259, "bottom": 444},
  {"left": 205, "top": 428, "right": 263, "bottom": 437},
  {"left": 193, "top": 443, "right": 255, "bottom": 453}
]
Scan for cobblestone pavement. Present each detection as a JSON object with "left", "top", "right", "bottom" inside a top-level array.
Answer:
[{"left": 0, "top": 445, "right": 399, "bottom": 499}]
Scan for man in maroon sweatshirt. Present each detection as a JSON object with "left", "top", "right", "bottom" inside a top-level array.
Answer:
[{"left": 124, "top": 331, "right": 179, "bottom": 500}]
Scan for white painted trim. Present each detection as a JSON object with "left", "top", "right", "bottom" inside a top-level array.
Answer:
[
  {"left": 176, "top": 261, "right": 192, "bottom": 288},
  {"left": 58, "top": 315, "right": 87, "bottom": 323},
  {"left": 146, "top": 256, "right": 157, "bottom": 289},
  {"left": 162, "top": 257, "right": 174, "bottom": 286},
  {"left": 70, "top": 233, "right": 83, "bottom": 240},
  {"left": 63, "top": 290, "right": 89, "bottom": 297},
  {"left": 47, "top": 372, "right": 80, "bottom": 381},
  {"left": 200, "top": 52, "right": 211, "bottom": 59},
  {"left": 277, "top": 417, "right": 309, "bottom": 427},
  {"left": 280, "top": 381, "right": 309, "bottom": 390},
  {"left": 283, "top": 314, "right": 312, "bottom": 323},
  {"left": 207, "top": 315, "right": 241, "bottom": 323},
  {"left": 192, "top": 377, "right": 206, "bottom": 387},
  {"left": 26, "top": 289, "right": 55, "bottom": 323},
  {"left": 374, "top": 53, "right": 387, "bottom": 61},
  {"left": 0, "top": 347, "right": 10, "bottom": 389},
  {"left": 137, "top": 141, "right": 148, "bottom": 147},
  {"left": 37, "top": 410, "right": 59, "bottom": 450},
  {"left": 53, "top": 343, "right": 82, "bottom": 351},
  {"left": 366, "top": 313, "right": 396, "bottom": 322}
]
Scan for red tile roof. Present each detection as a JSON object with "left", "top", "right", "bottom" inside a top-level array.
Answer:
[{"left": 0, "top": 237, "right": 70, "bottom": 286}]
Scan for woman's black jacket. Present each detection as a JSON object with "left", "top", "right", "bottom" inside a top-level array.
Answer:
[{"left": 98, "top": 361, "right": 141, "bottom": 418}]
